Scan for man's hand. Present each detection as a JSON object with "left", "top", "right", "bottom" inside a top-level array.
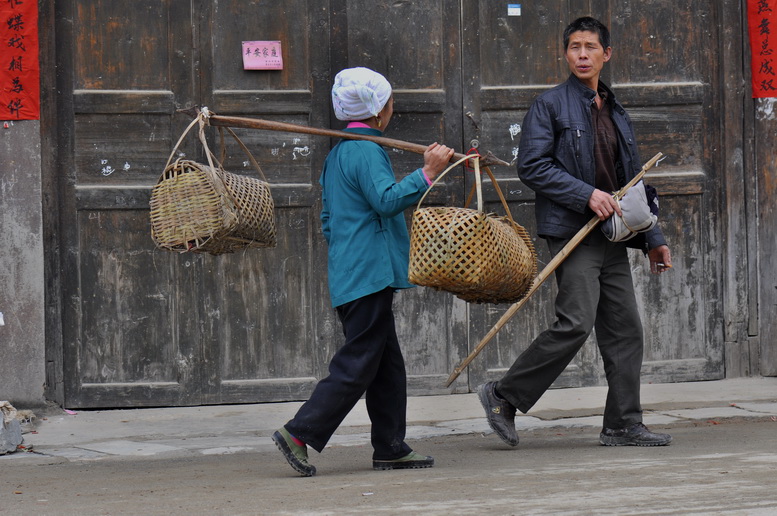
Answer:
[
  {"left": 422, "top": 142, "right": 455, "bottom": 181},
  {"left": 588, "top": 188, "right": 622, "bottom": 221},
  {"left": 648, "top": 245, "right": 672, "bottom": 275}
]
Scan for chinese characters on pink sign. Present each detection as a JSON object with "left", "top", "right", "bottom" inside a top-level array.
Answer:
[
  {"left": 1, "top": 0, "right": 40, "bottom": 119},
  {"left": 748, "top": 0, "right": 777, "bottom": 97},
  {"left": 242, "top": 41, "right": 283, "bottom": 70}
]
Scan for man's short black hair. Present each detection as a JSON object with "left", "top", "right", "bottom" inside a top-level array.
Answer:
[{"left": 563, "top": 16, "right": 611, "bottom": 50}]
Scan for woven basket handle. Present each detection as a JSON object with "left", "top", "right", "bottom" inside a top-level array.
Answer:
[
  {"left": 461, "top": 160, "right": 517, "bottom": 225},
  {"left": 415, "top": 155, "right": 517, "bottom": 225},
  {"left": 163, "top": 112, "right": 240, "bottom": 211},
  {"left": 471, "top": 165, "right": 519, "bottom": 226},
  {"left": 163, "top": 112, "right": 206, "bottom": 171},
  {"left": 163, "top": 109, "right": 269, "bottom": 183},
  {"left": 160, "top": 111, "right": 233, "bottom": 210},
  {"left": 415, "top": 154, "right": 478, "bottom": 210},
  {"left": 162, "top": 109, "right": 223, "bottom": 176},
  {"left": 216, "top": 126, "right": 270, "bottom": 183}
]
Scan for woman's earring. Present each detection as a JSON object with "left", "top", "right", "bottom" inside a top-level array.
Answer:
[{"left": 376, "top": 116, "right": 382, "bottom": 128}]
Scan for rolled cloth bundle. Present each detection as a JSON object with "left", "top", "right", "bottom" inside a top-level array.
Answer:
[{"left": 331, "top": 67, "right": 392, "bottom": 121}]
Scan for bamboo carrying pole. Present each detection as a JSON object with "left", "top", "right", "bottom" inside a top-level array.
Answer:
[
  {"left": 178, "top": 107, "right": 510, "bottom": 168},
  {"left": 444, "top": 152, "right": 664, "bottom": 387}
]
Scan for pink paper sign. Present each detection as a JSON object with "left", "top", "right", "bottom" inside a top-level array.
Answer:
[{"left": 242, "top": 41, "right": 283, "bottom": 70}]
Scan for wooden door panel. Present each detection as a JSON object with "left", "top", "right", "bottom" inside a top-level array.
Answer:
[
  {"left": 199, "top": 0, "right": 333, "bottom": 403},
  {"left": 462, "top": 3, "right": 575, "bottom": 388},
  {"left": 73, "top": 114, "right": 176, "bottom": 185},
  {"left": 216, "top": 122, "right": 317, "bottom": 184},
  {"left": 208, "top": 0, "right": 314, "bottom": 92},
  {"left": 607, "top": 0, "right": 721, "bottom": 382},
  {"left": 476, "top": 2, "right": 570, "bottom": 87},
  {"left": 201, "top": 208, "right": 321, "bottom": 403},
  {"left": 612, "top": 2, "right": 704, "bottom": 83},
  {"left": 62, "top": 0, "right": 200, "bottom": 407},
  {"left": 74, "top": 209, "right": 201, "bottom": 407},
  {"left": 72, "top": 2, "right": 176, "bottom": 90}
]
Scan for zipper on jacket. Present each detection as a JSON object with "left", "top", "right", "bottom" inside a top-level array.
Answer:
[{"left": 574, "top": 128, "right": 581, "bottom": 159}]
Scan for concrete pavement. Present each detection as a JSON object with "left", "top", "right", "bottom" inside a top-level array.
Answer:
[{"left": 4, "top": 377, "right": 777, "bottom": 462}]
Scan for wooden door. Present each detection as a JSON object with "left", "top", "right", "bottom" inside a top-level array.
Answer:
[
  {"left": 57, "top": 0, "right": 468, "bottom": 407},
  {"left": 57, "top": 0, "right": 205, "bottom": 407},
  {"left": 57, "top": 0, "right": 335, "bottom": 408},
  {"left": 461, "top": 0, "right": 724, "bottom": 389},
  {"left": 56, "top": 0, "right": 730, "bottom": 408},
  {"left": 193, "top": 0, "right": 335, "bottom": 404}
]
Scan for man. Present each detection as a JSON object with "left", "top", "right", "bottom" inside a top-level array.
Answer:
[{"left": 478, "top": 16, "right": 673, "bottom": 447}]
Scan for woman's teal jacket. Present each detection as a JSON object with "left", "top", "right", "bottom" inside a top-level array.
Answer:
[{"left": 320, "top": 127, "right": 429, "bottom": 307}]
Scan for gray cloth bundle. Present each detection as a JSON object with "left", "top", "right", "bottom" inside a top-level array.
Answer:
[{"left": 601, "top": 181, "right": 658, "bottom": 242}]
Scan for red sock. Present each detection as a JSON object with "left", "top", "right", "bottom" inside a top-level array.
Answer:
[{"left": 289, "top": 433, "right": 305, "bottom": 447}]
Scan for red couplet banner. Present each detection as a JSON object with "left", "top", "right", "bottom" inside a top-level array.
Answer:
[
  {"left": 0, "top": 0, "right": 39, "bottom": 120},
  {"left": 748, "top": 0, "right": 777, "bottom": 98}
]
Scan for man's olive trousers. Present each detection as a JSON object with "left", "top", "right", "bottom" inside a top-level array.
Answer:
[{"left": 497, "top": 231, "right": 645, "bottom": 430}]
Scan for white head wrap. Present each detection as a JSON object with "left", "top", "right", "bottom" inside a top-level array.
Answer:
[{"left": 331, "top": 67, "right": 392, "bottom": 121}]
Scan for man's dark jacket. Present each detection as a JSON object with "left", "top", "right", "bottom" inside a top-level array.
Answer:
[{"left": 516, "top": 74, "right": 666, "bottom": 251}]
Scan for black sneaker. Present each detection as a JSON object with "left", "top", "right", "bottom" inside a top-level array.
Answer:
[
  {"left": 373, "top": 451, "right": 434, "bottom": 470},
  {"left": 599, "top": 422, "right": 672, "bottom": 447},
  {"left": 477, "top": 382, "right": 518, "bottom": 446}
]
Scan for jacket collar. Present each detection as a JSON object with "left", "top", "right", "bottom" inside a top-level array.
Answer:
[{"left": 566, "top": 73, "right": 618, "bottom": 107}]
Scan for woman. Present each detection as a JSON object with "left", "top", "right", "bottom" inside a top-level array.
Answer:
[{"left": 272, "top": 67, "right": 454, "bottom": 476}]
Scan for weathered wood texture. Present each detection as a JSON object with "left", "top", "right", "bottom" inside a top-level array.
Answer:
[
  {"left": 41, "top": 0, "right": 65, "bottom": 404},
  {"left": 49, "top": 0, "right": 767, "bottom": 408},
  {"left": 719, "top": 0, "right": 759, "bottom": 378}
]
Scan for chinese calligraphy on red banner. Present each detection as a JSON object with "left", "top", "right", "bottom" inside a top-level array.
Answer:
[
  {"left": 748, "top": 0, "right": 777, "bottom": 98},
  {"left": 1, "top": 0, "right": 39, "bottom": 120}
]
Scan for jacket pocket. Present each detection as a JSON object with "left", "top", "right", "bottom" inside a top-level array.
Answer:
[
  {"left": 569, "top": 123, "right": 586, "bottom": 161},
  {"left": 555, "top": 119, "right": 587, "bottom": 172}
]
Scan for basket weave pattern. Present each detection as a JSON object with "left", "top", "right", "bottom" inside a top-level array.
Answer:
[
  {"left": 408, "top": 157, "right": 536, "bottom": 304},
  {"left": 218, "top": 166, "right": 276, "bottom": 246},
  {"left": 149, "top": 113, "right": 277, "bottom": 255}
]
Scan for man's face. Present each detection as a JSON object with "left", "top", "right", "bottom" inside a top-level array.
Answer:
[{"left": 564, "top": 30, "right": 612, "bottom": 89}]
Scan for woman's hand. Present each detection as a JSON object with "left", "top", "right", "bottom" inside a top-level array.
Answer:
[{"left": 422, "top": 142, "right": 455, "bottom": 181}]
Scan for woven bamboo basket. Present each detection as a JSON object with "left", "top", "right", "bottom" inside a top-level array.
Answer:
[
  {"left": 408, "top": 155, "right": 536, "bottom": 304},
  {"left": 150, "top": 112, "right": 276, "bottom": 255}
]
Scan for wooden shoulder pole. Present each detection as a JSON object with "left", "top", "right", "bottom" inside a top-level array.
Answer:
[
  {"left": 444, "top": 152, "right": 664, "bottom": 387},
  {"left": 178, "top": 108, "right": 510, "bottom": 168}
]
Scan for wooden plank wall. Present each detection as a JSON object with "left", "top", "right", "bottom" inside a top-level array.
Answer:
[{"left": 39, "top": 0, "right": 775, "bottom": 407}]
